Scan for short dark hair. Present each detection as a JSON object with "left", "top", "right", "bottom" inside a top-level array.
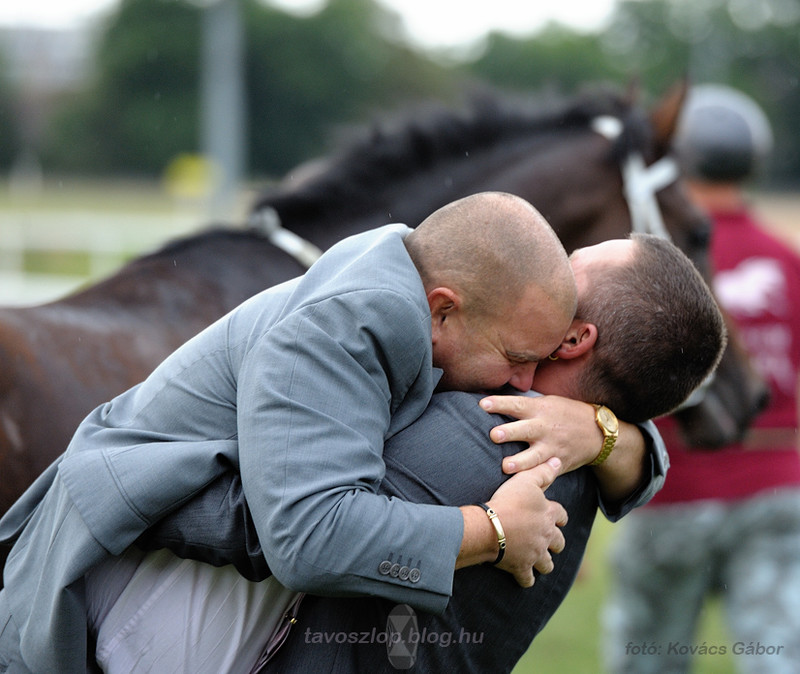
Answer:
[{"left": 577, "top": 233, "right": 726, "bottom": 422}]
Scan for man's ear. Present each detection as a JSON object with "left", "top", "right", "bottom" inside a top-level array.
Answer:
[
  {"left": 553, "top": 320, "right": 598, "bottom": 360},
  {"left": 427, "top": 287, "right": 460, "bottom": 343}
]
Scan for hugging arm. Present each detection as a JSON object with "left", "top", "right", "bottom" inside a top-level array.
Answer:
[
  {"left": 138, "top": 391, "right": 665, "bottom": 671},
  {"left": 480, "top": 394, "right": 667, "bottom": 516},
  {"left": 135, "top": 471, "right": 268, "bottom": 581},
  {"left": 136, "top": 391, "right": 566, "bottom": 585},
  {"left": 138, "top": 393, "right": 666, "bottom": 579}
]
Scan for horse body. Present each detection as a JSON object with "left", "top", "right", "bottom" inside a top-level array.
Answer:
[
  {"left": 0, "top": 82, "right": 768, "bottom": 535},
  {"left": 0, "top": 231, "right": 306, "bottom": 515}
]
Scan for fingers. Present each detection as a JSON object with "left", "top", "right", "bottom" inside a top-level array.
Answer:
[
  {"left": 503, "top": 455, "right": 562, "bottom": 486},
  {"left": 482, "top": 395, "right": 598, "bottom": 474},
  {"left": 533, "top": 551, "right": 555, "bottom": 576},
  {"left": 502, "top": 446, "right": 543, "bottom": 474},
  {"left": 512, "top": 566, "right": 535, "bottom": 588},
  {"left": 489, "top": 419, "right": 535, "bottom": 445},
  {"left": 480, "top": 396, "right": 546, "bottom": 448},
  {"left": 550, "top": 509, "right": 568, "bottom": 548},
  {"left": 480, "top": 394, "right": 534, "bottom": 418},
  {"left": 491, "top": 480, "right": 568, "bottom": 587},
  {"left": 538, "top": 503, "right": 567, "bottom": 560},
  {"left": 508, "top": 524, "right": 565, "bottom": 586},
  {"left": 555, "top": 503, "right": 569, "bottom": 528}
]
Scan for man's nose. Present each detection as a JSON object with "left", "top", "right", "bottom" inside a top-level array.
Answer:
[{"left": 508, "top": 363, "right": 537, "bottom": 392}]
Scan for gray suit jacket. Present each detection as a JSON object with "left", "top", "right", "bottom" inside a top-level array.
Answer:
[
  {"left": 142, "top": 390, "right": 667, "bottom": 672},
  {"left": 0, "top": 225, "right": 465, "bottom": 673}
]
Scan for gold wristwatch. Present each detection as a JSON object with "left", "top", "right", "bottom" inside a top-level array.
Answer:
[{"left": 590, "top": 404, "right": 619, "bottom": 466}]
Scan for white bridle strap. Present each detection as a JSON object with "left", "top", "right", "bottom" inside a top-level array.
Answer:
[
  {"left": 591, "top": 115, "right": 679, "bottom": 240},
  {"left": 622, "top": 153, "right": 679, "bottom": 239},
  {"left": 249, "top": 207, "right": 323, "bottom": 269}
]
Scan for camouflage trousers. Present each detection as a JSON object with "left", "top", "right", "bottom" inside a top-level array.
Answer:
[{"left": 603, "top": 489, "right": 800, "bottom": 674}]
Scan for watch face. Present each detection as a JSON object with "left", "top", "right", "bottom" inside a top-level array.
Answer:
[{"left": 598, "top": 406, "right": 619, "bottom": 432}]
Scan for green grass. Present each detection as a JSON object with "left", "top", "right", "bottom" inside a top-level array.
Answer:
[{"left": 511, "top": 517, "right": 735, "bottom": 674}]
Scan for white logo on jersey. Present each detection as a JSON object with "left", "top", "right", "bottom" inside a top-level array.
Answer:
[{"left": 714, "top": 257, "right": 787, "bottom": 317}]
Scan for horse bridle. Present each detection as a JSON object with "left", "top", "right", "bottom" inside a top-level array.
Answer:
[
  {"left": 249, "top": 206, "right": 324, "bottom": 269},
  {"left": 591, "top": 115, "right": 680, "bottom": 240}
]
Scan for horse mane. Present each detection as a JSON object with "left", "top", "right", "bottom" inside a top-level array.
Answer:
[{"left": 253, "top": 83, "right": 649, "bottom": 222}]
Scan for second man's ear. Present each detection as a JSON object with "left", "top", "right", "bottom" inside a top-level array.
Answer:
[{"left": 553, "top": 320, "right": 598, "bottom": 360}]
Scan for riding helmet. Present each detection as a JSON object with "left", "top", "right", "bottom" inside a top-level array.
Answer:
[{"left": 673, "top": 83, "right": 773, "bottom": 182}]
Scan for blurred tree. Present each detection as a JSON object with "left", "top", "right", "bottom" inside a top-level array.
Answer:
[
  {"left": 463, "top": 24, "right": 616, "bottom": 95},
  {"left": 35, "top": 0, "right": 800, "bottom": 184},
  {"left": 40, "top": 0, "right": 458, "bottom": 179},
  {"left": 245, "top": 0, "right": 461, "bottom": 176},
  {"left": 43, "top": 0, "right": 201, "bottom": 175},
  {"left": 459, "top": 0, "right": 800, "bottom": 185},
  {"left": 0, "top": 52, "right": 20, "bottom": 171}
]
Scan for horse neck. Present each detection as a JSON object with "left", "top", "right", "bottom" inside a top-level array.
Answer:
[
  {"left": 274, "top": 137, "right": 582, "bottom": 249},
  {"left": 268, "top": 190, "right": 458, "bottom": 253},
  {"left": 512, "top": 132, "right": 634, "bottom": 252},
  {"left": 60, "top": 233, "right": 287, "bottom": 314}
]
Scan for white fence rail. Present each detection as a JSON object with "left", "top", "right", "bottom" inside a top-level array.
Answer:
[{"left": 0, "top": 210, "right": 203, "bottom": 305}]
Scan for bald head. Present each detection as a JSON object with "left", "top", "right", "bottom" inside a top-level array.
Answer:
[{"left": 404, "top": 192, "right": 577, "bottom": 321}]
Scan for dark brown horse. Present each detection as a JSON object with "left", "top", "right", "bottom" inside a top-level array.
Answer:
[{"left": 0, "top": 81, "right": 766, "bottom": 545}]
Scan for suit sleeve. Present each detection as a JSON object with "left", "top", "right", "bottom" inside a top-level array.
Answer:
[
  {"left": 596, "top": 419, "right": 669, "bottom": 522},
  {"left": 237, "top": 290, "right": 463, "bottom": 614},
  {"left": 135, "top": 471, "right": 270, "bottom": 581}
]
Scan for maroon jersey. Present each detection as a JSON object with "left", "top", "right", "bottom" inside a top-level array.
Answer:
[{"left": 651, "top": 206, "right": 800, "bottom": 504}]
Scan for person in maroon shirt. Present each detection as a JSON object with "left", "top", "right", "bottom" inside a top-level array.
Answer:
[{"left": 605, "top": 84, "right": 800, "bottom": 674}]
